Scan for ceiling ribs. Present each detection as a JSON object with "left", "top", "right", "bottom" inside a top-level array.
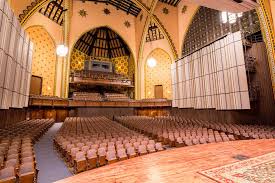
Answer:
[
  {"left": 74, "top": 27, "right": 131, "bottom": 58},
  {"left": 159, "top": 0, "right": 181, "bottom": 7},
  {"left": 82, "top": 0, "right": 141, "bottom": 17},
  {"left": 39, "top": 0, "right": 67, "bottom": 25}
]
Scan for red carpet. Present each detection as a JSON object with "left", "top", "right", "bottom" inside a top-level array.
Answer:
[{"left": 199, "top": 152, "right": 275, "bottom": 183}]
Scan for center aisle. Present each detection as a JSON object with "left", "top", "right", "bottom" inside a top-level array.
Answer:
[{"left": 34, "top": 123, "right": 72, "bottom": 183}]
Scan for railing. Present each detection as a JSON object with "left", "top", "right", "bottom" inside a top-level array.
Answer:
[{"left": 28, "top": 97, "right": 172, "bottom": 108}]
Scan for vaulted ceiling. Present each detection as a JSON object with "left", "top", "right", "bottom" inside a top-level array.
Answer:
[
  {"left": 79, "top": 0, "right": 142, "bottom": 17},
  {"left": 74, "top": 27, "right": 131, "bottom": 58}
]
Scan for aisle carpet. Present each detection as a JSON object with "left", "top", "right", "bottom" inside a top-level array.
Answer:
[
  {"left": 199, "top": 152, "right": 275, "bottom": 183},
  {"left": 34, "top": 123, "right": 72, "bottom": 183}
]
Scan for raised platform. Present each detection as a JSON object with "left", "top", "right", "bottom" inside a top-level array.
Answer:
[
  {"left": 55, "top": 139, "right": 275, "bottom": 183},
  {"left": 28, "top": 98, "right": 172, "bottom": 108}
]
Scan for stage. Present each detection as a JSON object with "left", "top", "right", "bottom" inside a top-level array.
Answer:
[{"left": 55, "top": 139, "right": 275, "bottom": 183}]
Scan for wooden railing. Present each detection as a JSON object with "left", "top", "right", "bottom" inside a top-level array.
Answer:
[{"left": 28, "top": 98, "right": 172, "bottom": 108}]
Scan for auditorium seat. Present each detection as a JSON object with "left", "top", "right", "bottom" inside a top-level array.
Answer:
[
  {"left": 54, "top": 117, "right": 156, "bottom": 173},
  {"left": 0, "top": 167, "right": 16, "bottom": 183},
  {"left": 0, "top": 119, "right": 52, "bottom": 182},
  {"left": 86, "top": 149, "right": 97, "bottom": 169},
  {"left": 18, "top": 162, "right": 35, "bottom": 183},
  {"left": 74, "top": 152, "right": 87, "bottom": 173},
  {"left": 106, "top": 151, "right": 117, "bottom": 164},
  {"left": 72, "top": 92, "right": 103, "bottom": 101},
  {"left": 117, "top": 149, "right": 127, "bottom": 161}
]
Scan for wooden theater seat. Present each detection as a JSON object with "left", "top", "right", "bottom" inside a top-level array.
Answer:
[
  {"left": 155, "top": 143, "right": 164, "bottom": 151},
  {"left": 0, "top": 167, "right": 16, "bottom": 183},
  {"left": 117, "top": 149, "right": 127, "bottom": 161},
  {"left": 18, "top": 163, "right": 35, "bottom": 183},
  {"left": 74, "top": 151, "right": 87, "bottom": 174},
  {"left": 147, "top": 144, "right": 156, "bottom": 153},
  {"left": 97, "top": 148, "right": 107, "bottom": 166},
  {"left": 106, "top": 151, "right": 117, "bottom": 164},
  {"left": 138, "top": 145, "right": 147, "bottom": 155},
  {"left": 126, "top": 147, "right": 136, "bottom": 158},
  {"left": 86, "top": 149, "right": 97, "bottom": 169}
]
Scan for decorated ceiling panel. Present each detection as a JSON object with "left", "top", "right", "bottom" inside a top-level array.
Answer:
[
  {"left": 158, "top": 0, "right": 181, "bottom": 7},
  {"left": 39, "top": 0, "right": 66, "bottom": 25},
  {"left": 79, "top": 0, "right": 142, "bottom": 16},
  {"left": 74, "top": 26, "right": 131, "bottom": 58}
]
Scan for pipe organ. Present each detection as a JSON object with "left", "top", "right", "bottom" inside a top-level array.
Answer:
[
  {"left": 172, "top": 31, "right": 250, "bottom": 110},
  {"left": 0, "top": 0, "right": 33, "bottom": 109}
]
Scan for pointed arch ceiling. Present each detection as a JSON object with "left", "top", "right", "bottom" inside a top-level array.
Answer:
[{"left": 74, "top": 27, "right": 131, "bottom": 58}]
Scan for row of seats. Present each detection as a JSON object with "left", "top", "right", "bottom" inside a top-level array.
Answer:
[
  {"left": 104, "top": 93, "right": 131, "bottom": 101},
  {"left": 188, "top": 118, "right": 275, "bottom": 139},
  {"left": 116, "top": 116, "right": 274, "bottom": 147},
  {"left": 72, "top": 92, "right": 103, "bottom": 101},
  {"left": 0, "top": 119, "right": 54, "bottom": 183},
  {"left": 115, "top": 116, "right": 238, "bottom": 147},
  {"left": 71, "top": 70, "right": 131, "bottom": 82},
  {"left": 54, "top": 117, "right": 164, "bottom": 174}
]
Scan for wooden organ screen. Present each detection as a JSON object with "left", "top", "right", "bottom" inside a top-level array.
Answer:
[
  {"left": 0, "top": 0, "right": 33, "bottom": 109},
  {"left": 172, "top": 31, "right": 250, "bottom": 110}
]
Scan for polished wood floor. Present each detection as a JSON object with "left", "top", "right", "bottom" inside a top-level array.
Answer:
[{"left": 55, "top": 139, "right": 275, "bottom": 183}]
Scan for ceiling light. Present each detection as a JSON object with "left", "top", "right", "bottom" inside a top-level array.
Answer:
[
  {"left": 147, "top": 57, "right": 157, "bottom": 68},
  {"left": 56, "top": 44, "right": 68, "bottom": 57}
]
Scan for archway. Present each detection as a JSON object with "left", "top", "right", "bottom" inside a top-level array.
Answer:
[
  {"left": 145, "top": 48, "right": 172, "bottom": 99},
  {"left": 25, "top": 25, "right": 57, "bottom": 96},
  {"left": 69, "top": 26, "right": 135, "bottom": 98}
]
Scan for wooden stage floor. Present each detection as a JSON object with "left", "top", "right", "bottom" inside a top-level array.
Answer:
[{"left": 55, "top": 139, "right": 275, "bottom": 183}]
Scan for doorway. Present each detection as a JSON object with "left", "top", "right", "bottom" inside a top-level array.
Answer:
[{"left": 154, "top": 85, "right": 163, "bottom": 98}]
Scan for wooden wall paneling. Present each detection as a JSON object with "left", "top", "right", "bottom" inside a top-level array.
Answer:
[
  {"left": 30, "top": 109, "right": 44, "bottom": 119},
  {"left": 44, "top": 109, "right": 57, "bottom": 121},
  {"left": 56, "top": 109, "right": 68, "bottom": 122},
  {"left": 74, "top": 108, "right": 135, "bottom": 119},
  {"left": 0, "top": 108, "right": 26, "bottom": 127}
]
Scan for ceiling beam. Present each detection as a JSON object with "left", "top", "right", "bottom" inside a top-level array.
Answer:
[
  {"left": 105, "top": 28, "right": 113, "bottom": 58},
  {"left": 88, "top": 29, "right": 100, "bottom": 55}
]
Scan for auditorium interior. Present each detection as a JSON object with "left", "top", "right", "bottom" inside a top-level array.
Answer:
[{"left": 0, "top": 0, "right": 275, "bottom": 182}]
